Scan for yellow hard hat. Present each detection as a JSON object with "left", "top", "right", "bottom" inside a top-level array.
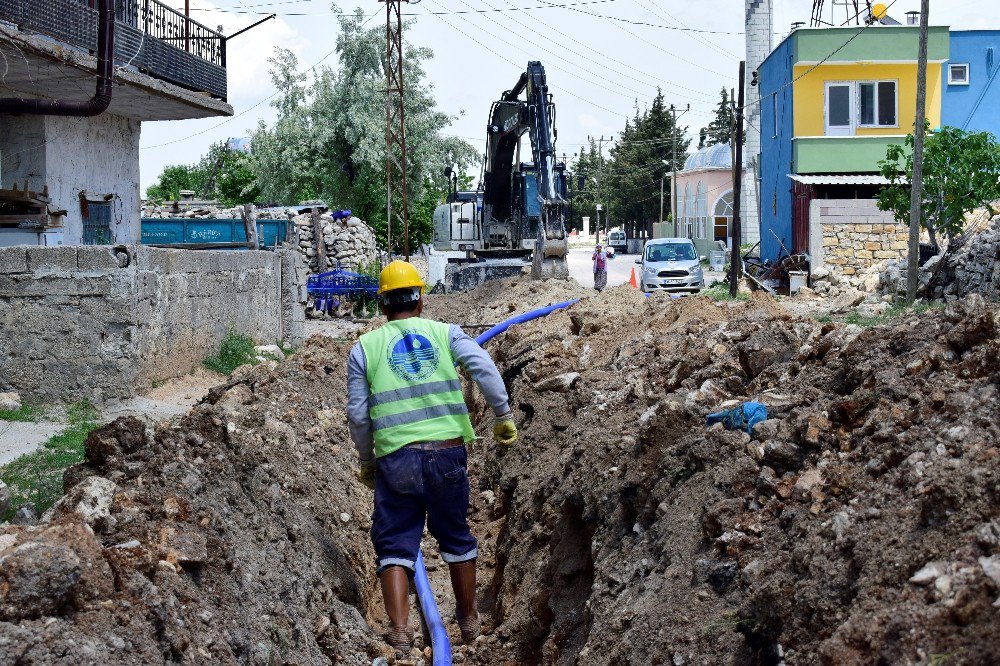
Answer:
[{"left": 378, "top": 260, "right": 425, "bottom": 295}]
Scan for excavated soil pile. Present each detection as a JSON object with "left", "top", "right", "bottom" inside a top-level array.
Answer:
[
  {"left": 460, "top": 291, "right": 1000, "bottom": 665},
  {"left": 0, "top": 338, "right": 389, "bottom": 665},
  {"left": 1, "top": 277, "right": 998, "bottom": 665}
]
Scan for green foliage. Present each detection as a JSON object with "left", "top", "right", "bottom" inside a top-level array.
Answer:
[
  {"left": 146, "top": 141, "right": 262, "bottom": 206},
  {"left": 1, "top": 401, "right": 99, "bottom": 519},
  {"left": 0, "top": 403, "right": 44, "bottom": 422},
  {"left": 699, "top": 88, "right": 735, "bottom": 149},
  {"left": 843, "top": 301, "right": 943, "bottom": 328},
  {"left": 599, "top": 89, "right": 691, "bottom": 238},
  {"left": 251, "top": 9, "right": 477, "bottom": 250},
  {"left": 877, "top": 125, "right": 1000, "bottom": 245},
  {"left": 703, "top": 282, "right": 748, "bottom": 302},
  {"left": 204, "top": 329, "right": 258, "bottom": 375}
]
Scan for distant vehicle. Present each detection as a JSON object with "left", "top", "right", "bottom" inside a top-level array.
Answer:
[
  {"left": 635, "top": 237, "right": 705, "bottom": 293},
  {"left": 608, "top": 229, "right": 627, "bottom": 253}
]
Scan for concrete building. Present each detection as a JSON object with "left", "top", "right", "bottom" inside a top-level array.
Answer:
[
  {"left": 0, "top": 0, "right": 232, "bottom": 247},
  {"left": 757, "top": 21, "right": 956, "bottom": 270},
  {"left": 668, "top": 143, "right": 747, "bottom": 259},
  {"left": 942, "top": 30, "right": 1000, "bottom": 134}
]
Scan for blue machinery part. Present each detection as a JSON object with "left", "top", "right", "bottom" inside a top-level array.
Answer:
[{"left": 414, "top": 298, "right": 580, "bottom": 664}]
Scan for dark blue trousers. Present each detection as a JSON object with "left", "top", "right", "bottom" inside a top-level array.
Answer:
[{"left": 372, "top": 445, "right": 478, "bottom": 573}]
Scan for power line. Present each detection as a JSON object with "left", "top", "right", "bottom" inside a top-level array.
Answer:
[
  {"left": 534, "top": 0, "right": 734, "bottom": 78},
  {"left": 536, "top": 0, "right": 745, "bottom": 35},
  {"left": 190, "top": 0, "right": 621, "bottom": 16},
  {"left": 750, "top": 0, "right": 900, "bottom": 114},
  {"left": 416, "top": 0, "right": 632, "bottom": 119},
  {"left": 448, "top": 0, "right": 713, "bottom": 105},
  {"left": 141, "top": 9, "right": 381, "bottom": 151}
]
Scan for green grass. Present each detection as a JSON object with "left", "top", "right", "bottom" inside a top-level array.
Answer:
[
  {"left": 0, "top": 401, "right": 99, "bottom": 519},
  {"left": 704, "top": 282, "right": 749, "bottom": 302},
  {"left": 204, "top": 329, "right": 259, "bottom": 375},
  {"left": 0, "top": 403, "right": 45, "bottom": 423},
  {"left": 843, "top": 301, "right": 944, "bottom": 328}
]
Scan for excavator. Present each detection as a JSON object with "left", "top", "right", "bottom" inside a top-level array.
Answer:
[{"left": 433, "top": 61, "right": 569, "bottom": 280}]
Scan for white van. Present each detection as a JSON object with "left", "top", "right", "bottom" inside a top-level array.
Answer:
[{"left": 608, "top": 230, "right": 627, "bottom": 254}]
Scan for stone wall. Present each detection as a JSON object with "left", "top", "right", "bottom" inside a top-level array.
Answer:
[
  {"left": 0, "top": 245, "right": 304, "bottom": 404},
  {"left": 928, "top": 215, "right": 1000, "bottom": 301},
  {"left": 809, "top": 199, "right": 906, "bottom": 275},
  {"left": 294, "top": 214, "right": 378, "bottom": 274}
]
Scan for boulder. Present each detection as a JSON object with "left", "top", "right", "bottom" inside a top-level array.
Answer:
[{"left": 0, "top": 392, "right": 21, "bottom": 412}]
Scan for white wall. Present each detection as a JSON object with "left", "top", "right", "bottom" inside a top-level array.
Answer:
[
  {"left": 44, "top": 113, "right": 141, "bottom": 245},
  {"left": 0, "top": 112, "right": 141, "bottom": 245},
  {"left": 0, "top": 115, "right": 46, "bottom": 191}
]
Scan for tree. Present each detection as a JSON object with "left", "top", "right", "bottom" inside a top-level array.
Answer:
[
  {"left": 146, "top": 164, "right": 204, "bottom": 202},
  {"left": 602, "top": 89, "right": 690, "bottom": 238},
  {"left": 699, "top": 88, "right": 734, "bottom": 149},
  {"left": 877, "top": 125, "right": 1000, "bottom": 248},
  {"left": 146, "top": 141, "right": 261, "bottom": 206},
  {"left": 251, "top": 8, "right": 478, "bottom": 249}
]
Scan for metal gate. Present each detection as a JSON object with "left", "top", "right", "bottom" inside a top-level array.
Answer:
[{"left": 83, "top": 201, "right": 113, "bottom": 245}]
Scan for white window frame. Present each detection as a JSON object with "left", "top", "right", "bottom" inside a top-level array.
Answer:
[
  {"left": 772, "top": 94, "right": 779, "bottom": 138},
  {"left": 824, "top": 81, "right": 855, "bottom": 136},
  {"left": 948, "top": 63, "right": 970, "bottom": 86},
  {"left": 856, "top": 80, "right": 898, "bottom": 129}
]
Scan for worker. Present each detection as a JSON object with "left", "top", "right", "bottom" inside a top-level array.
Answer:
[
  {"left": 346, "top": 260, "right": 518, "bottom": 652},
  {"left": 593, "top": 243, "right": 610, "bottom": 292}
]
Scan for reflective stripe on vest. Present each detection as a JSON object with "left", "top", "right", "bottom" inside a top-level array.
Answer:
[{"left": 359, "top": 318, "right": 475, "bottom": 458}]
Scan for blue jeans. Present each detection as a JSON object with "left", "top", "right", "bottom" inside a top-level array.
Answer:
[{"left": 372, "top": 445, "right": 478, "bottom": 573}]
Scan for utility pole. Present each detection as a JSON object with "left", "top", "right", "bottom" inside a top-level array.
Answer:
[
  {"left": 589, "top": 135, "right": 609, "bottom": 242},
  {"left": 730, "top": 62, "right": 746, "bottom": 299},
  {"left": 907, "top": 0, "right": 930, "bottom": 302},
  {"left": 381, "top": 0, "right": 411, "bottom": 260},
  {"left": 669, "top": 104, "right": 690, "bottom": 236}
]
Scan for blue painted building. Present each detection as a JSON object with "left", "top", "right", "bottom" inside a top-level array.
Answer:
[
  {"left": 757, "top": 36, "right": 795, "bottom": 265},
  {"left": 757, "top": 25, "right": 1000, "bottom": 267},
  {"left": 943, "top": 31, "right": 1000, "bottom": 134}
]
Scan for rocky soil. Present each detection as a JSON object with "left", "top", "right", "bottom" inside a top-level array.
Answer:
[
  {"left": 1, "top": 278, "right": 998, "bottom": 664},
  {"left": 458, "top": 287, "right": 1000, "bottom": 665}
]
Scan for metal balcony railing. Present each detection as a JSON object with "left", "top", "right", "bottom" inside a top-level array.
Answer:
[{"left": 0, "top": 0, "right": 227, "bottom": 100}]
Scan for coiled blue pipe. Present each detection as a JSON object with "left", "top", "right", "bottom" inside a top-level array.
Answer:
[{"left": 413, "top": 297, "right": 580, "bottom": 665}]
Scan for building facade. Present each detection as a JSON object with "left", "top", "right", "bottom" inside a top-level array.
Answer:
[
  {"left": 667, "top": 143, "right": 746, "bottom": 259},
  {"left": 757, "top": 24, "right": 950, "bottom": 265},
  {"left": 0, "top": 0, "right": 232, "bottom": 246},
  {"left": 942, "top": 30, "right": 1000, "bottom": 133}
]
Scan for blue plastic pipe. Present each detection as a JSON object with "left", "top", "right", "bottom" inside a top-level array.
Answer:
[
  {"left": 412, "top": 297, "right": 580, "bottom": 664},
  {"left": 474, "top": 299, "right": 580, "bottom": 345},
  {"left": 414, "top": 551, "right": 451, "bottom": 665}
]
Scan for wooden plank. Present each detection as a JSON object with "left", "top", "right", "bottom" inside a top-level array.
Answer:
[{"left": 312, "top": 210, "right": 329, "bottom": 272}]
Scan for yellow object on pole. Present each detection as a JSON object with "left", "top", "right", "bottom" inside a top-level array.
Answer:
[
  {"left": 378, "top": 260, "right": 425, "bottom": 295},
  {"left": 872, "top": 3, "right": 888, "bottom": 20}
]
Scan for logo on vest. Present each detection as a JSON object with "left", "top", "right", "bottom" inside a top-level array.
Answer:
[{"left": 387, "top": 330, "right": 440, "bottom": 382}]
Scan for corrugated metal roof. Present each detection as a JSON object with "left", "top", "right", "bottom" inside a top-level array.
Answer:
[{"left": 788, "top": 174, "right": 898, "bottom": 186}]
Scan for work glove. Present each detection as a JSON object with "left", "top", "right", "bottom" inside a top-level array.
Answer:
[
  {"left": 357, "top": 459, "right": 376, "bottom": 490},
  {"left": 493, "top": 412, "right": 518, "bottom": 447}
]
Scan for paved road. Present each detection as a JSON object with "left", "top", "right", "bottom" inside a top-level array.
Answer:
[{"left": 566, "top": 247, "right": 637, "bottom": 290}]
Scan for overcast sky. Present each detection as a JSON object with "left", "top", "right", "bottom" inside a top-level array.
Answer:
[{"left": 139, "top": 0, "right": 999, "bottom": 196}]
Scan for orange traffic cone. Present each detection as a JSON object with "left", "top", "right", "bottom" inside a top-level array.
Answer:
[{"left": 629, "top": 267, "right": 638, "bottom": 289}]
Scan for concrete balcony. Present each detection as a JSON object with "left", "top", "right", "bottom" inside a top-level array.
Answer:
[
  {"left": 0, "top": 0, "right": 231, "bottom": 119},
  {"left": 793, "top": 136, "right": 908, "bottom": 174}
]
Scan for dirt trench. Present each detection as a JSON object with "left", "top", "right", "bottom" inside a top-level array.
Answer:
[{"left": 1, "top": 280, "right": 999, "bottom": 665}]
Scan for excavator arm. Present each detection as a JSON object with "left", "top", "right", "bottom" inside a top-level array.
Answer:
[{"left": 482, "top": 61, "right": 568, "bottom": 279}]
